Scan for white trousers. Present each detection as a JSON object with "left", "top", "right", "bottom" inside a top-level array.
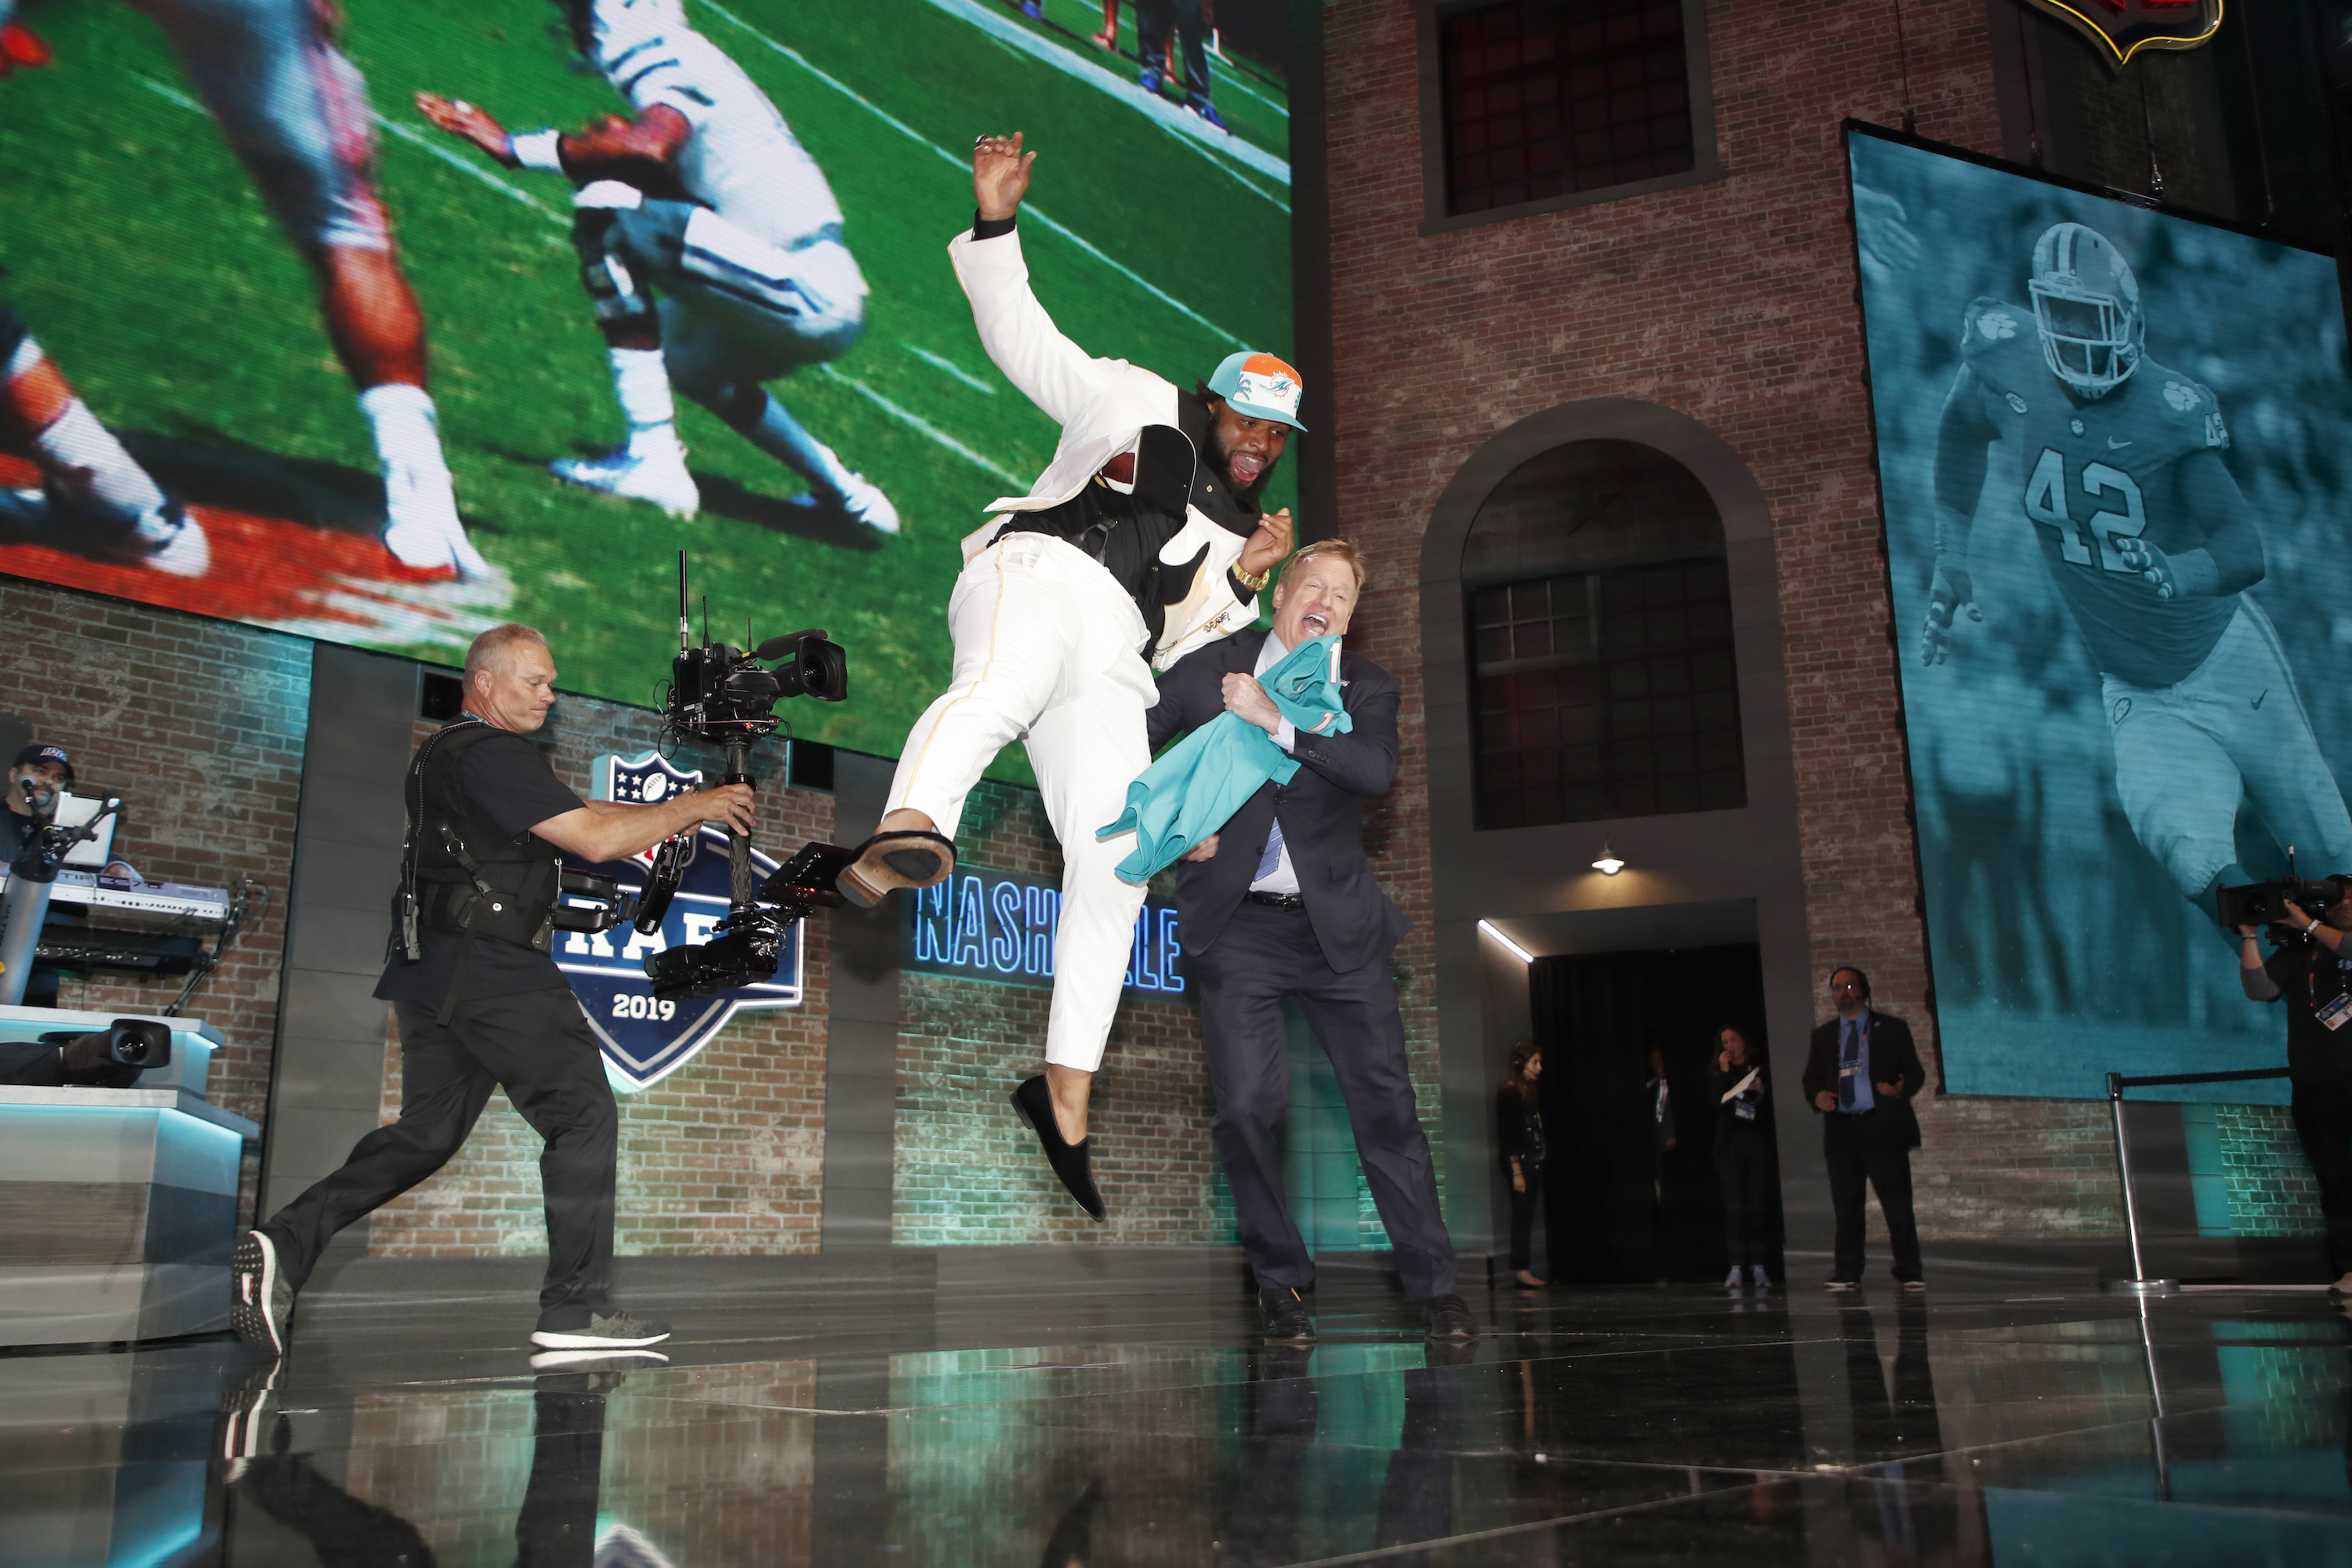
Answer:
[{"left": 887, "top": 533, "right": 1154, "bottom": 1072}]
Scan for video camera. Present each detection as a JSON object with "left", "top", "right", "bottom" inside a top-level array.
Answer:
[
  {"left": 2218, "top": 875, "right": 2352, "bottom": 932},
  {"left": 35, "top": 1018, "right": 172, "bottom": 1070},
  {"left": 634, "top": 554, "right": 858, "bottom": 1002}
]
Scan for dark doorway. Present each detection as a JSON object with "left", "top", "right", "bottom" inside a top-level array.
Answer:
[{"left": 1529, "top": 943, "right": 1782, "bottom": 1283}]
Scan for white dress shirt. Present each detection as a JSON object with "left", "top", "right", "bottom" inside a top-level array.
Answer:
[{"left": 1247, "top": 633, "right": 1303, "bottom": 895}]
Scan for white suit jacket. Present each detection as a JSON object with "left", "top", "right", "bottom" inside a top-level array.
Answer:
[{"left": 949, "top": 227, "right": 1261, "bottom": 670}]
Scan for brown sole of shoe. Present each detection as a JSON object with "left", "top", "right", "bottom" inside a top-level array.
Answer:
[{"left": 838, "top": 835, "right": 954, "bottom": 909}]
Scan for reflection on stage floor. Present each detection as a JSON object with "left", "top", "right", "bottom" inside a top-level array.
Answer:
[{"left": 8, "top": 1259, "right": 2352, "bottom": 1565}]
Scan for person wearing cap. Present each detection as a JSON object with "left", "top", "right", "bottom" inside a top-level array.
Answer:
[
  {"left": 4, "top": 742, "right": 72, "bottom": 858},
  {"left": 4, "top": 742, "right": 77, "bottom": 1007},
  {"left": 833, "top": 130, "right": 1300, "bottom": 1221}
]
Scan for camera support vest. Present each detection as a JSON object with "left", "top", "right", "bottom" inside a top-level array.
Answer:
[{"left": 391, "top": 719, "right": 563, "bottom": 1022}]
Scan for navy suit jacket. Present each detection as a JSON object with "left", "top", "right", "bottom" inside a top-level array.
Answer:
[
  {"left": 1144, "top": 630, "right": 1412, "bottom": 973},
  {"left": 1803, "top": 1010, "right": 1926, "bottom": 1149}
]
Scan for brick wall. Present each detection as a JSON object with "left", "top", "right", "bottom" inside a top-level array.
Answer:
[
  {"left": 361, "top": 700, "right": 832, "bottom": 1258},
  {"left": 2, "top": 579, "right": 308, "bottom": 1223},
  {"left": 892, "top": 779, "right": 1236, "bottom": 1245},
  {"left": 1319, "top": 0, "right": 2126, "bottom": 1235},
  {"left": 2216, "top": 1103, "right": 2325, "bottom": 1237}
]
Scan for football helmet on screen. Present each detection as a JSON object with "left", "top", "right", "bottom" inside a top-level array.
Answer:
[{"left": 2028, "top": 222, "right": 2143, "bottom": 399}]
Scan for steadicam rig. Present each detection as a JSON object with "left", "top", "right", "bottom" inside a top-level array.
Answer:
[{"left": 636, "top": 553, "right": 858, "bottom": 1001}]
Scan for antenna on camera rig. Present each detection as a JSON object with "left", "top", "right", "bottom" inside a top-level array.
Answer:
[{"left": 637, "top": 552, "right": 856, "bottom": 1002}]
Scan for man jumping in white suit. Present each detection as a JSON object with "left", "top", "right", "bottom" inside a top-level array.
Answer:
[
  {"left": 419, "top": 0, "right": 896, "bottom": 532},
  {"left": 839, "top": 132, "right": 1299, "bottom": 1220}
]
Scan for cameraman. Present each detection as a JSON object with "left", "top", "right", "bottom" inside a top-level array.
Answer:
[
  {"left": 230, "top": 624, "right": 754, "bottom": 1359},
  {"left": 2239, "top": 882, "right": 2352, "bottom": 1294},
  {"left": 3, "top": 741, "right": 78, "bottom": 1007}
]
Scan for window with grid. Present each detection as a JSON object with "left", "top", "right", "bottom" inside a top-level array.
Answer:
[
  {"left": 1439, "top": 0, "right": 1694, "bottom": 216},
  {"left": 1471, "top": 558, "right": 1744, "bottom": 829}
]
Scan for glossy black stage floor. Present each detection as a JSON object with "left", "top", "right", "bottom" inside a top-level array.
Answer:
[{"left": 10, "top": 1247, "right": 2352, "bottom": 1566}]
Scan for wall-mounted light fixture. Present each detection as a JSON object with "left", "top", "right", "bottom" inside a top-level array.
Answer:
[
  {"left": 1592, "top": 842, "right": 1626, "bottom": 876},
  {"left": 1478, "top": 919, "right": 1534, "bottom": 964}
]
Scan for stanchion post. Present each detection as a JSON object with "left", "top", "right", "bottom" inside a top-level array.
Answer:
[{"left": 2104, "top": 1070, "right": 2177, "bottom": 1294}]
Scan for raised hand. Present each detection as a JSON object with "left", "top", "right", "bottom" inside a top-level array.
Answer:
[
  {"left": 974, "top": 132, "right": 1036, "bottom": 223},
  {"left": 1921, "top": 563, "right": 1980, "bottom": 666},
  {"left": 1239, "top": 506, "right": 1294, "bottom": 581},
  {"left": 416, "top": 93, "right": 514, "bottom": 165}
]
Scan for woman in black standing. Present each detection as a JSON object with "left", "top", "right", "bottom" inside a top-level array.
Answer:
[
  {"left": 1497, "top": 1041, "right": 1548, "bottom": 1288},
  {"left": 1711, "top": 1025, "right": 1773, "bottom": 1292}
]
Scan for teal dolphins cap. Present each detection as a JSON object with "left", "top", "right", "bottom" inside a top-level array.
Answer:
[{"left": 1207, "top": 350, "right": 1307, "bottom": 430}]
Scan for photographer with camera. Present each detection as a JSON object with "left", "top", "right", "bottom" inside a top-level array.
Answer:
[
  {"left": 2237, "top": 878, "right": 2352, "bottom": 1294},
  {"left": 230, "top": 623, "right": 754, "bottom": 1359}
]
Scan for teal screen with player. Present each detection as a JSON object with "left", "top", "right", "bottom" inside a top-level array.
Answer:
[
  {"left": 0, "top": 0, "right": 1294, "bottom": 772},
  {"left": 1849, "top": 126, "right": 2352, "bottom": 1102}
]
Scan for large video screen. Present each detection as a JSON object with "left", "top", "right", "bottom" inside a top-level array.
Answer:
[
  {"left": 1850, "top": 128, "right": 2352, "bottom": 1102},
  {"left": 0, "top": 0, "right": 1294, "bottom": 768}
]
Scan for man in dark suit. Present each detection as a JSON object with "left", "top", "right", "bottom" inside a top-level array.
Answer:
[
  {"left": 1802, "top": 966, "right": 1927, "bottom": 1291},
  {"left": 1145, "top": 538, "right": 1472, "bottom": 1343}
]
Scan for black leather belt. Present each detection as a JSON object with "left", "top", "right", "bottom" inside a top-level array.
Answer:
[{"left": 1247, "top": 891, "right": 1306, "bottom": 910}]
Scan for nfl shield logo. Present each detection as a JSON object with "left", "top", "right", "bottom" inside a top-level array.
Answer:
[
  {"left": 557, "top": 752, "right": 804, "bottom": 1091},
  {"left": 2024, "top": 1, "right": 2222, "bottom": 68}
]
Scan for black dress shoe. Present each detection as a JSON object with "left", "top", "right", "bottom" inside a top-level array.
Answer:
[
  {"left": 1424, "top": 1294, "right": 1477, "bottom": 1341},
  {"left": 1259, "top": 1286, "right": 1316, "bottom": 1342},
  {"left": 1011, "top": 1076, "right": 1105, "bottom": 1221}
]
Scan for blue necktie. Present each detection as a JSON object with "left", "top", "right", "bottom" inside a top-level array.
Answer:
[
  {"left": 1255, "top": 816, "right": 1287, "bottom": 882},
  {"left": 1839, "top": 1020, "right": 1860, "bottom": 1111}
]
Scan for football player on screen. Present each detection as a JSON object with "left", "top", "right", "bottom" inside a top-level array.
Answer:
[
  {"left": 1922, "top": 220, "right": 2352, "bottom": 922},
  {"left": 0, "top": 303, "right": 208, "bottom": 575},
  {"left": 58, "top": 0, "right": 494, "bottom": 581},
  {"left": 417, "top": 0, "right": 898, "bottom": 532}
]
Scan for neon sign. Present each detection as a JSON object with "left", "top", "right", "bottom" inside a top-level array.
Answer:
[{"left": 902, "top": 869, "right": 1189, "bottom": 1002}]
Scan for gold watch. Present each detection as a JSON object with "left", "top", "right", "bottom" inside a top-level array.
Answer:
[{"left": 1230, "top": 561, "right": 1271, "bottom": 593}]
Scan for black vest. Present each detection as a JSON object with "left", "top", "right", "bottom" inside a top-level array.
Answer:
[{"left": 393, "top": 720, "right": 561, "bottom": 959}]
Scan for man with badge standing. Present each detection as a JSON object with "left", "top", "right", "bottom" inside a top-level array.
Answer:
[
  {"left": 1803, "top": 967, "right": 1927, "bottom": 1293},
  {"left": 230, "top": 623, "right": 754, "bottom": 1358}
]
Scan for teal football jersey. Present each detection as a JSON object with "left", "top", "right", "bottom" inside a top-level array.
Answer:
[{"left": 1957, "top": 297, "right": 2238, "bottom": 689}]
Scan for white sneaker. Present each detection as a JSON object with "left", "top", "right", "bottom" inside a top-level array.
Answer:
[
  {"left": 833, "top": 471, "right": 899, "bottom": 534},
  {"left": 528, "top": 1308, "right": 672, "bottom": 1350},
  {"left": 1750, "top": 1265, "right": 1771, "bottom": 1292},
  {"left": 380, "top": 465, "right": 492, "bottom": 580},
  {"left": 1724, "top": 1267, "right": 1746, "bottom": 1291},
  {"left": 113, "top": 503, "right": 209, "bottom": 577},
  {"left": 550, "top": 445, "right": 700, "bottom": 518}
]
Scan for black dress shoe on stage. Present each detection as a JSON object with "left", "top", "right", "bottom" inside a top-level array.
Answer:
[
  {"left": 1011, "top": 1075, "right": 1105, "bottom": 1221},
  {"left": 1424, "top": 1294, "right": 1478, "bottom": 1342},
  {"left": 1259, "top": 1286, "right": 1316, "bottom": 1342}
]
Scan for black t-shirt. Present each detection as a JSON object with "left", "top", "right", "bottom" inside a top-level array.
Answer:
[
  {"left": 374, "top": 728, "right": 586, "bottom": 1005},
  {"left": 2259, "top": 939, "right": 2352, "bottom": 1083},
  {"left": 3, "top": 805, "right": 42, "bottom": 869}
]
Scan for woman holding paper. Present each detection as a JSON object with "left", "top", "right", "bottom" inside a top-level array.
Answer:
[{"left": 1710, "top": 1026, "right": 1774, "bottom": 1292}]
